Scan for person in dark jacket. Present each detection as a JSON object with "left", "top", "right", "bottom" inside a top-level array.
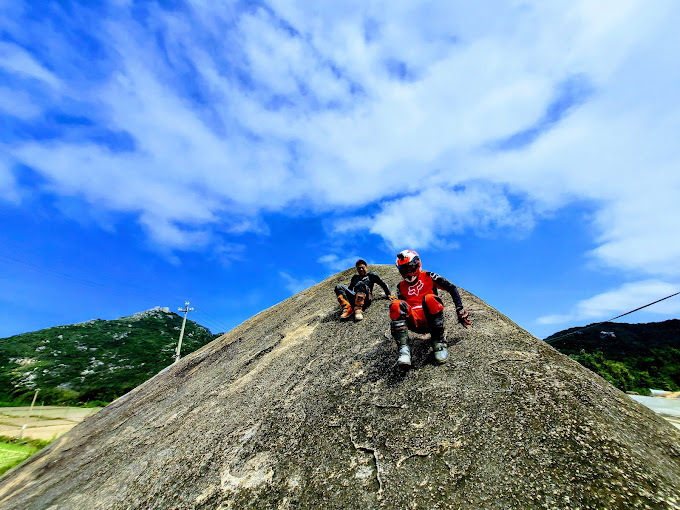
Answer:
[
  {"left": 335, "top": 259, "right": 394, "bottom": 321},
  {"left": 390, "top": 249, "right": 472, "bottom": 365}
]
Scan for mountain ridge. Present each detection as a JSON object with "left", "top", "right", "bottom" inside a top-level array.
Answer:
[
  {"left": 547, "top": 319, "right": 680, "bottom": 394},
  {"left": 0, "top": 307, "right": 219, "bottom": 405}
]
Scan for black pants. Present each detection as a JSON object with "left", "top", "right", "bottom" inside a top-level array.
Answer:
[{"left": 335, "top": 283, "right": 372, "bottom": 309}]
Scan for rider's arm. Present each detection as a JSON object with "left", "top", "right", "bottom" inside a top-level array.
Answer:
[
  {"left": 428, "top": 272, "right": 464, "bottom": 310},
  {"left": 369, "top": 272, "right": 391, "bottom": 296}
]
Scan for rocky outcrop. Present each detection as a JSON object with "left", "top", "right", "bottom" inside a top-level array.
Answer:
[{"left": 1, "top": 265, "right": 679, "bottom": 509}]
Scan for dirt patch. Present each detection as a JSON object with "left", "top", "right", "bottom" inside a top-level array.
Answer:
[{"left": 0, "top": 407, "right": 100, "bottom": 441}]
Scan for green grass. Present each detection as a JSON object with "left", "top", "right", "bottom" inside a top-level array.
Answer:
[{"left": 0, "top": 436, "right": 50, "bottom": 476}]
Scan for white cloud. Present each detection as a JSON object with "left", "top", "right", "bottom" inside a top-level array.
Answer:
[
  {"left": 279, "top": 271, "right": 317, "bottom": 295},
  {"left": 1, "top": 0, "right": 679, "bottom": 283},
  {"left": 0, "top": 41, "right": 60, "bottom": 88},
  {"left": 0, "top": 86, "right": 41, "bottom": 118},
  {"left": 139, "top": 214, "right": 211, "bottom": 251},
  {"left": 335, "top": 184, "right": 533, "bottom": 250},
  {"left": 318, "top": 254, "right": 363, "bottom": 272},
  {"left": 537, "top": 279, "right": 680, "bottom": 325},
  {"left": 536, "top": 314, "right": 573, "bottom": 326},
  {"left": 0, "top": 155, "right": 19, "bottom": 204}
]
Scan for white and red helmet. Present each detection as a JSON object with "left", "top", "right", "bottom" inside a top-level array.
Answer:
[{"left": 396, "top": 249, "right": 421, "bottom": 283}]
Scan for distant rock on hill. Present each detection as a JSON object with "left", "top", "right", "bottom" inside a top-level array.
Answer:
[
  {"left": 0, "top": 307, "right": 219, "bottom": 405},
  {"left": 1, "top": 266, "right": 679, "bottom": 509}
]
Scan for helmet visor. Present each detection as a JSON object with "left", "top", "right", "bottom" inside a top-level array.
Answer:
[{"left": 398, "top": 261, "right": 419, "bottom": 277}]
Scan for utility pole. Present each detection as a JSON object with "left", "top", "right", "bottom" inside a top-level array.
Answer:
[
  {"left": 21, "top": 389, "right": 39, "bottom": 437},
  {"left": 174, "top": 301, "right": 194, "bottom": 364},
  {"left": 28, "top": 389, "right": 39, "bottom": 417}
]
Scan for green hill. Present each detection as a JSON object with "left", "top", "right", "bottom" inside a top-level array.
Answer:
[
  {"left": 545, "top": 319, "right": 680, "bottom": 394},
  {"left": 0, "top": 308, "right": 221, "bottom": 406}
]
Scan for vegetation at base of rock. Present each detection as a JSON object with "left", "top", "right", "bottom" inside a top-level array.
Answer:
[
  {"left": 546, "top": 319, "right": 680, "bottom": 394},
  {"left": 0, "top": 436, "right": 51, "bottom": 476},
  {"left": 0, "top": 309, "right": 221, "bottom": 406}
]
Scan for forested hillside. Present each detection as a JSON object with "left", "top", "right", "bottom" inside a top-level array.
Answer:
[
  {"left": 0, "top": 308, "right": 220, "bottom": 405},
  {"left": 546, "top": 319, "right": 680, "bottom": 394}
]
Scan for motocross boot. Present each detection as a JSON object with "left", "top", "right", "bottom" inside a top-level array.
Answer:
[
  {"left": 337, "top": 295, "right": 353, "bottom": 320},
  {"left": 354, "top": 293, "right": 365, "bottom": 321},
  {"left": 392, "top": 319, "right": 411, "bottom": 366},
  {"left": 430, "top": 312, "right": 448, "bottom": 364}
]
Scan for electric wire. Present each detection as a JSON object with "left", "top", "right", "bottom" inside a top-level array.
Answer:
[
  {"left": 193, "top": 309, "right": 232, "bottom": 333},
  {"left": 194, "top": 309, "right": 231, "bottom": 332},
  {"left": 544, "top": 291, "right": 680, "bottom": 344}
]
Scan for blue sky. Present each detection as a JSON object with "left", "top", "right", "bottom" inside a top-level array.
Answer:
[{"left": 1, "top": 0, "right": 679, "bottom": 340}]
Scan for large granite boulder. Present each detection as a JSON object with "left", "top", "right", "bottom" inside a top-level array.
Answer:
[{"left": 1, "top": 265, "right": 679, "bottom": 509}]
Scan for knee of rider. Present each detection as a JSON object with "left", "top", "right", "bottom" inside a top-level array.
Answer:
[
  {"left": 334, "top": 284, "right": 345, "bottom": 295},
  {"left": 424, "top": 294, "right": 444, "bottom": 314},
  {"left": 389, "top": 300, "right": 408, "bottom": 320}
]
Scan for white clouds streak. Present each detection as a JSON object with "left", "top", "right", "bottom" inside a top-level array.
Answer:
[
  {"left": 279, "top": 271, "right": 317, "bottom": 295},
  {"left": 0, "top": 41, "right": 60, "bottom": 88},
  {"left": 537, "top": 280, "right": 680, "bottom": 325},
  {"left": 317, "top": 254, "right": 362, "bottom": 272},
  {"left": 0, "top": 155, "right": 19, "bottom": 204},
  {"left": 2, "top": 0, "right": 679, "bottom": 286},
  {"left": 334, "top": 184, "right": 533, "bottom": 250}
]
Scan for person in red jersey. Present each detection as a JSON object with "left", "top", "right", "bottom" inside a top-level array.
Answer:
[{"left": 389, "top": 249, "right": 472, "bottom": 366}]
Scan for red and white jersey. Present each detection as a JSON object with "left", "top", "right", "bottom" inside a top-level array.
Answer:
[{"left": 397, "top": 270, "right": 463, "bottom": 310}]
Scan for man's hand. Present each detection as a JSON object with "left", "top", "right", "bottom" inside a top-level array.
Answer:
[
  {"left": 457, "top": 308, "right": 472, "bottom": 328},
  {"left": 388, "top": 295, "right": 398, "bottom": 302}
]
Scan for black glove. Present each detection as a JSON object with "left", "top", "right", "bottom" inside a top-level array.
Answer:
[{"left": 457, "top": 307, "right": 472, "bottom": 328}]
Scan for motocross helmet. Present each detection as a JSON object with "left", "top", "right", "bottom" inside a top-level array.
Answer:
[{"left": 396, "top": 249, "right": 421, "bottom": 283}]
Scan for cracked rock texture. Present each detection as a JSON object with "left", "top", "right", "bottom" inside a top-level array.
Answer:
[{"left": 1, "top": 265, "right": 679, "bottom": 509}]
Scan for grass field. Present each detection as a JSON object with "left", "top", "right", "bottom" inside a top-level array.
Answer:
[
  {"left": 0, "top": 437, "right": 43, "bottom": 476},
  {"left": 0, "top": 405, "right": 100, "bottom": 477}
]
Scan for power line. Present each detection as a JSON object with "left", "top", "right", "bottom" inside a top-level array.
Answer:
[
  {"left": 0, "top": 253, "right": 110, "bottom": 291},
  {"left": 545, "top": 291, "right": 680, "bottom": 345},
  {"left": 193, "top": 310, "right": 231, "bottom": 333},
  {"left": 194, "top": 309, "right": 231, "bottom": 331}
]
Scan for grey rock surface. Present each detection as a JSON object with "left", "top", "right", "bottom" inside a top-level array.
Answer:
[{"left": 1, "top": 265, "right": 679, "bottom": 509}]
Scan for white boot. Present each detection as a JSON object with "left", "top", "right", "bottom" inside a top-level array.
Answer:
[
  {"left": 354, "top": 293, "right": 365, "bottom": 321},
  {"left": 433, "top": 342, "right": 448, "bottom": 364},
  {"left": 397, "top": 344, "right": 412, "bottom": 366}
]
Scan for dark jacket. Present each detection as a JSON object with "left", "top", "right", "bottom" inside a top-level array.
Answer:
[{"left": 349, "top": 271, "right": 391, "bottom": 298}]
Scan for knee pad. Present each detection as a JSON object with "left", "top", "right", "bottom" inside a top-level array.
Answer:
[
  {"left": 389, "top": 300, "right": 409, "bottom": 320},
  {"left": 335, "top": 284, "right": 345, "bottom": 295},
  {"left": 423, "top": 295, "right": 445, "bottom": 329}
]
